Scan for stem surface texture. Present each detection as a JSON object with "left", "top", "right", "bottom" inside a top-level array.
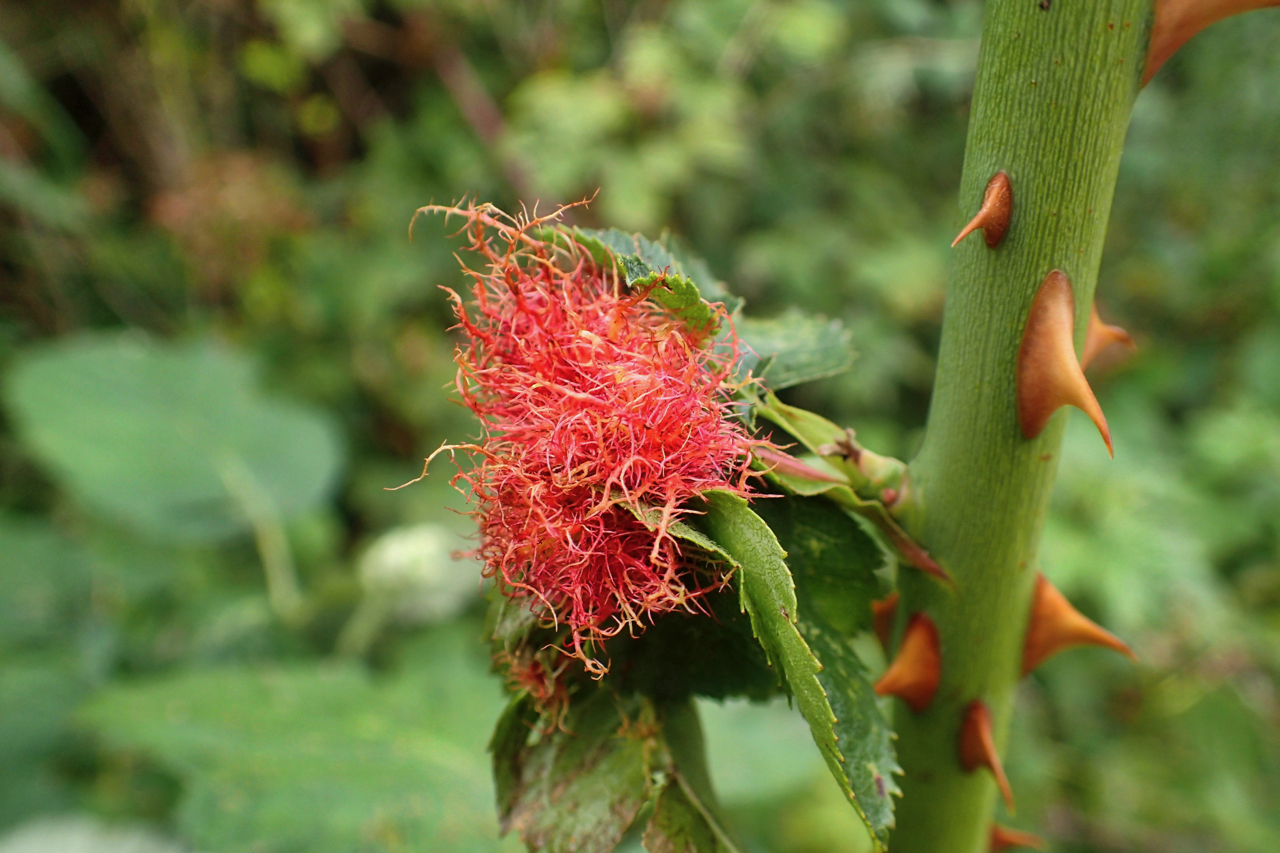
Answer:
[{"left": 892, "top": 2, "right": 1152, "bottom": 851}]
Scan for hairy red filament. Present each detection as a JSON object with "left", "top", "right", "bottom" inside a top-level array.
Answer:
[{"left": 427, "top": 203, "right": 765, "bottom": 675}]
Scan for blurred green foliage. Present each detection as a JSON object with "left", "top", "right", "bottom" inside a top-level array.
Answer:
[{"left": 1, "top": 1, "right": 1279, "bottom": 851}]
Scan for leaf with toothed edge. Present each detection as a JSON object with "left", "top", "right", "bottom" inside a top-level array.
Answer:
[
  {"left": 735, "top": 311, "right": 856, "bottom": 391},
  {"left": 642, "top": 700, "right": 744, "bottom": 853},
  {"left": 752, "top": 496, "right": 901, "bottom": 839},
  {"left": 569, "top": 228, "right": 727, "bottom": 334},
  {"left": 693, "top": 490, "right": 899, "bottom": 850},
  {"left": 499, "top": 689, "right": 662, "bottom": 853},
  {"left": 491, "top": 686, "right": 745, "bottom": 853},
  {"left": 491, "top": 691, "right": 539, "bottom": 826},
  {"left": 612, "top": 500, "right": 784, "bottom": 702},
  {"left": 574, "top": 228, "right": 741, "bottom": 310},
  {"left": 548, "top": 227, "right": 854, "bottom": 387}
]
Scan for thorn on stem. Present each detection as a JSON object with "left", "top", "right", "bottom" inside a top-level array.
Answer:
[
  {"left": 872, "top": 591, "right": 899, "bottom": 649},
  {"left": 952, "top": 171, "right": 1013, "bottom": 249},
  {"left": 1144, "top": 0, "right": 1280, "bottom": 86},
  {"left": 1081, "top": 303, "right": 1136, "bottom": 369},
  {"left": 1022, "top": 573, "right": 1136, "bottom": 674},
  {"left": 1016, "top": 270, "right": 1113, "bottom": 456},
  {"left": 959, "top": 700, "right": 1015, "bottom": 812},
  {"left": 990, "top": 824, "right": 1046, "bottom": 852},
  {"left": 874, "top": 613, "right": 941, "bottom": 713}
]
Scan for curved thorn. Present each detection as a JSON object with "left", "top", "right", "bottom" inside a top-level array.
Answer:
[
  {"left": 952, "top": 171, "right": 1013, "bottom": 248},
  {"left": 842, "top": 499, "right": 954, "bottom": 585},
  {"left": 1081, "top": 303, "right": 1136, "bottom": 370},
  {"left": 959, "top": 700, "right": 1014, "bottom": 812},
  {"left": 1017, "top": 270, "right": 1113, "bottom": 457},
  {"left": 990, "top": 824, "right": 1047, "bottom": 852},
  {"left": 1022, "top": 573, "right": 1137, "bottom": 675},
  {"left": 1144, "top": 0, "right": 1280, "bottom": 86},
  {"left": 872, "top": 591, "right": 899, "bottom": 649},
  {"left": 874, "top": 613, "right": 941, "bottom": 713}
]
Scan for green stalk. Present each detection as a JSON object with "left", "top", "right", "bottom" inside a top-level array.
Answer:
[{"left": 891, "top": 2, "right": 1152, "bottom": 851}]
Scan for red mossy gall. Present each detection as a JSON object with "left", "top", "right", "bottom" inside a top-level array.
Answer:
[{"left": 410, "top": 202, "right": 768, "bottom": 675}]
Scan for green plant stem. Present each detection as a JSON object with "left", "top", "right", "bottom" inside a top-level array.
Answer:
[
  {"left": 219, "top": 455, "right": 305, "bottom": 627},
  {"left": 891, "top": 3, "right": 1151, "bottom": 851}
]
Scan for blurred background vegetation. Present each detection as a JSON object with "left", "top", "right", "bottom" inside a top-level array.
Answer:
[{"left": 1, "top": 1, "right": 1279, "bottom": 851}]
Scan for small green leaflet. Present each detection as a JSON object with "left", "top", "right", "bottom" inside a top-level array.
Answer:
[
  {"left": 694, "top": 490, "right": 899, "bottom": 850},
  {"left": 573, "top": 228, "right": 741, "bottom": 311},
  {"left": 573, "top": 227, "right": 723, "bottom": 335},
  {"left": 491, "top": 691, "right": 743, "bottom": 853},
  {"left": 735, "top": 311, "right": 855, "bottom": 391},
  {"left": 752, "top": 496, "right": 901, "bottom": 834},
  {"left": 546, "top": 227, "right": 854, "bottom": 390},
  {"left": 499, "top": 690, "right": 658, "bottom": 853}
]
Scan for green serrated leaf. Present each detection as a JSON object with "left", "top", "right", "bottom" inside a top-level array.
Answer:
[
  {"left": 574, "top": 227, "right": 741, "bottom": 314},
  {"left": 610, "top": 503, "right": 782, "bottom": 702},
  {"left": 537, "top": 226, "right": 721, "bottom": 333},
  {"left": 736, "top": 311, "right": 855, "bottom": 390},
  {"left": 643, "top": 781, "right": 732, "bottom": 853},
  {"left": 651, "top": 701, "right": 742, "bottom": 853},
  {"left": 695, "top": 492, "right": 801, "bottom": 669},
  {"left": 753, "top": 498, "right": 900, "bottom": 838},
  {"left": 491, "top": 692, "right": 539, "bottom": 825},
  {"left": 623, "top": 503, "right": 730, "bottom": 559},
  {"left": 695, "top": 490, "right": 895, "bottom": 851},
  {"left": 504, "top": 691, "right": 663, "bottom": 853},
  {"left": 643, "top": 272, "right": 719, "bottom": 336},
  {"left": 754, "top": 392, "right": 849, "bottom": 455},
  {"left": 752, "top": 497, "right": 881, "bottom": 636},
  {"left": 604, "top": 590, "right": 780, "bottom": 703}
]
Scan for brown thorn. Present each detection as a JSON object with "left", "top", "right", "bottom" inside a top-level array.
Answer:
[
  {"left": 1022, "top": 573, "right": 1137, "bottom": 675},
  {"left": 952, "top": 171, "right": 1013, "bottom": 249},
  {"left": 1081, "top": 303, "right": 1136, "bottom": 370},
  {"left": 1017, "top": 270, "right": 1113, "bottom": 457},
  {"left": 874, "top": 613, "right": 941, "bottom": 713},
  {"left": 872, "top": 591, "right": 899, "bottom": 649},
  {"left": 958, "top": 700, "right": 1014, "bottom": 812},
  {"left": 990, "top": 824, "right": 1047, "bottom": 852},
  {"left": 1144, "top": 0, "right": 1280, "bottom": 86}
]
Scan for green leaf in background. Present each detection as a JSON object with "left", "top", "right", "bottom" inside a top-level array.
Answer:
[
  {"left": 0, "top": 518, "right": 95, "bottom": 828},
  {"left": 0, "top": 815, "right": 183, "bottom": 853},
  {"left": 0, "top": 663, "right": 90, "bottom": 829},
  {"left": 0, "top": 516, "right": 92, "bottom": 651},
  {"left": 695, "top": 491, "right": 896, "bottom": 850},
  {"left": 5, "top": 334, "right": 344, "bottom": 542},
  {"left": 80, "top": 622, "right": 516, "bottom": 853},
  {"left": 736, "top": 311, "right": 855, "bottom": 391}
]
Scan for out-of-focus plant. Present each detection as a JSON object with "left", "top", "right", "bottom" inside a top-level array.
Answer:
[
  {"left": 407, "top": 2, "right": 1280, "bottom": 852},
  {"left": 1, "top": 1, "right": 1279, "bottom": 852}
]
